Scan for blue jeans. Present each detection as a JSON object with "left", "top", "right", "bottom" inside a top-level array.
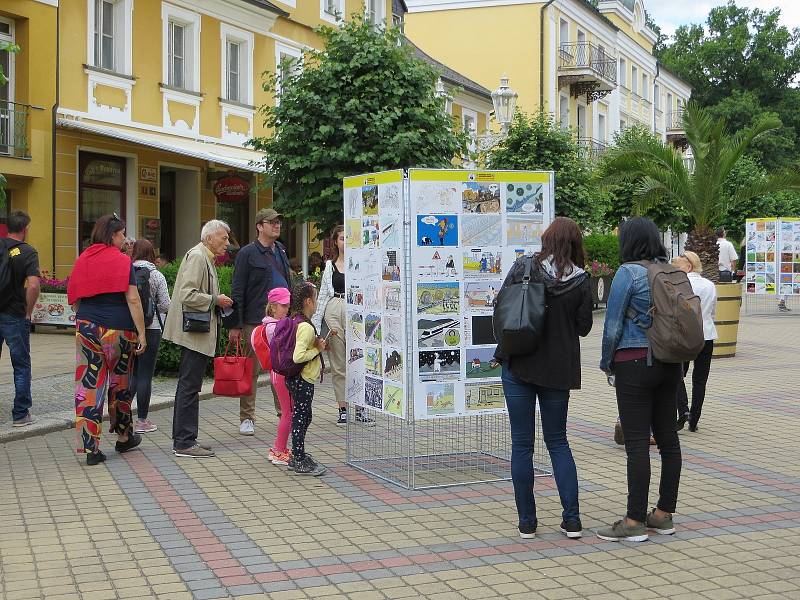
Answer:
[
  {"left": 502, "top": 365, "right": 580, "bottom": 527},
  {"left": 0, "top": 313, "right": 33, "bottom": 421}
]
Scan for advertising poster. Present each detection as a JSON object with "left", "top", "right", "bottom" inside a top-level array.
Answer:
[
  {"left": 744, "top": 218, "right": 778, "bottom": 295},
  {"left": 343, "top": 170, "right": 407, "bottom": 418},
  {"left": 777, "top": 217, "right": 800, "bottom": 296},
  {"left": 32, "top": 293, "right": 76, "bottom": 326},
  {"left": 408, "top": 169, "right": 554, "bottom": 420}
]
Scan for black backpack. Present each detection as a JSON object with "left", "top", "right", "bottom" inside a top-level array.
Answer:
[
  {"left": 133, "top": 265, "right": 158, "bottom": 328},
  {"left": 0, "top": 238, "right": 23, "bottom": 309}
]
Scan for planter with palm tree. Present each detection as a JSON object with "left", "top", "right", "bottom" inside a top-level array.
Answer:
[{"left": 598, "top": 102, "right": 800, "bottom": 356}]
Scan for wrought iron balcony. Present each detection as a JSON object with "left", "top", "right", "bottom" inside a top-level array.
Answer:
[
  {"left": 0, "top": 101, "right": 30, "bottom": 159},
  {"left": 577, "top": 137, "right": 609, "bottom": 161},
  {"left": 666, "top": 108, "right": 687, "bottom": 148},
  {"left": 558, "top": 42, "right": 617, "bottom": 103}
]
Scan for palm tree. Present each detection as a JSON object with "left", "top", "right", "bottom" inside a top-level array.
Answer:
[{"left": 598, "top": 102, "right": 800, "bottom": 281}]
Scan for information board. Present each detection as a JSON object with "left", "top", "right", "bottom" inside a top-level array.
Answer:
[{"left": 778, "top": 217, "right": 800, "bottom": 297}]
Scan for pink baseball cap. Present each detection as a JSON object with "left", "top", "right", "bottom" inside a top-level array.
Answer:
[{"left": 268, "top": 287, "right": 291, "bottom": 305}]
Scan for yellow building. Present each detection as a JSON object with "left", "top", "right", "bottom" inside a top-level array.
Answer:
[
  {"left": 0, "top": 0, "right": 57, "bottom": 268},
  {"left": 404, "top": 0, "right": 691, "bottom": 156}
]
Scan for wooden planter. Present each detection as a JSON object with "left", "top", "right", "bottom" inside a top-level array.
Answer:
[
  {"left": 589, "top": 275, "right": 612, "bottom": 306},
  {"left": 712, "top": 282, "right": 742, "bottom": 359}
]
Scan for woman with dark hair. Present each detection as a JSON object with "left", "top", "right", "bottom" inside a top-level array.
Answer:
[
  {"left": 131, "top": 239, "right": 171, "bottom": 433},
  {"left": 67, "top": 214, "right": 147, "bottom": 465},
  {"left": 312, "top": 225, "right": 374, "bottom": 426},
  {"left": 598, "top": 216, "right": 683, "bottom": 542},
  {"left": 494, "top": 217, "right": 593, "bottom": 539}
]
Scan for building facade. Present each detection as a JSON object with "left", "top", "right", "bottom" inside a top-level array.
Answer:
[{"left": 404, "top": 0, "right": 691, "bottom": 156}]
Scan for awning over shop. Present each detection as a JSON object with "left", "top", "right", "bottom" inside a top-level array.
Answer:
[{"left": 56, "top": 117, "right": 265, "bottom": 173}]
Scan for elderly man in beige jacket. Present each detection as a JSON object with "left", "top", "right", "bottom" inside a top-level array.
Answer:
[{"left": 164, "top": 220, "right": 233, "bottom": 458}]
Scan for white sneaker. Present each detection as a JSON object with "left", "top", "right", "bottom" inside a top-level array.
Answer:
[{"left": 239, "top": 419, "right": 255, "bottom": 436}]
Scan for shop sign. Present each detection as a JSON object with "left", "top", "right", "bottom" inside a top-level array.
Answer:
[
  {"left": 141, "top": 217, "right": 162, "bottom": 247},
  {"left": 214, "top": 175, "right": 251, "bottom": 203},
  {"left": 32, "top": 293, "right": 76, "bottom": 327},
  {"left": 140, "top": 167, "right": 158, "bottom": 182}
]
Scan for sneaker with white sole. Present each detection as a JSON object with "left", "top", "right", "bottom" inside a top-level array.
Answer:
[
  {"left": 336, "top": 409, "right": 347, "bottom": 426},
  {"left": 268, "top": 448, "right": 291, "bottom": 466},
  {"left": 518, "top": 523, "right": 537, "bottom": 539},
  {"left": 596, "top": 519, "right": 649, "bottom": 542},
  {"left": 174, "top": 444, "right": 216, "bottom": 458},
  {"left": 645, "top": 509, "right": 675, "bottom": 535},
  {"left": 560, "top": 520, "right": 583, "bottom": 539},
  {"left": 239, "top": 419, "right": 255, "bottom": 436},
  {"left": 294, "top": 455, "right": 326, "bottom": 476},
  {"left": 134, "top": 419, "right": 158, "bottom": 433},
  {"left": 12, "top": 413, "right": 35, "bottom": 428}
]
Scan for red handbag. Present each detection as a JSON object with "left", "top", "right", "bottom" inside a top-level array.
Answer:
[{"left": 213, "top": 340, "right": 254, "bottom": 397}]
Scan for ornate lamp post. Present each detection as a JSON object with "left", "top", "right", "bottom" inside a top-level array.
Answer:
[
  {"left": 435, "top": 77, "right": 452, "bottom": 115},
  {"left": 478, "top": 75, "right": 518, "bottom": 151}
]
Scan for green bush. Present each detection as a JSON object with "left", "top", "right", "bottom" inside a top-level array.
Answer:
[
  {"left": 583, "top": 234, "right": 620, "bottom": 271},
  {"left": 155, "top": 261, "right": 234, "bottom": 376}
]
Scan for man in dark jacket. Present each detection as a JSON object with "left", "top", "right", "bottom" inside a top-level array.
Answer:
[{"left": 229, "top": 208, "right": 291, "bottom": 435}]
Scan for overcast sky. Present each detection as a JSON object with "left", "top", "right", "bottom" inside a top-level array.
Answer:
[{"left": 646, "top": 1, "right": 800, "bottom": 38}]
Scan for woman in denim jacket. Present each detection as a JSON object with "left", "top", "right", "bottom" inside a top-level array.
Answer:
[{"left": 597, "top": 217, "right": 682, "bottom": 542}]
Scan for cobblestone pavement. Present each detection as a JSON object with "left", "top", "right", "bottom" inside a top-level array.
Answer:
[{"left": 1, "top": 312, "right": 799, "bottom": 599}]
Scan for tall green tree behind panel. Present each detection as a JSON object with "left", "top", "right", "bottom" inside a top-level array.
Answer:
[{"left": 249, "top": 17, "right": 466, "bottom": 239}]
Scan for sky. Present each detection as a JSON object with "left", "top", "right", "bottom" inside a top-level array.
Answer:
[{"left": 645, "top": 1, "right": 800, "bottom": 38}]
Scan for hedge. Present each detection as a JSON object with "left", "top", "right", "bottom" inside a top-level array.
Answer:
[
  {"left": 155, "top": 261, "right": 233, "bottom": 376},
  {"left": 583, "top": 234, "right": 620, "bottom": 272}
]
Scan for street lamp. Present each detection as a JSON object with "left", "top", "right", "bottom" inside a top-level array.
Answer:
[
  {"left": 435, "top": 77, "right": 452, "bottom": 115},
  {"left": 491, "top": 74, "right": 518, "bottom": 134}
]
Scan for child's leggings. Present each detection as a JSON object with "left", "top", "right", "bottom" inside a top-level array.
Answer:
[
  {"left": 285, "top": 375, "right": 313, "bottom": 461},
  {"left": 271, "top": 371, "right": 293, "bottom": 453}
]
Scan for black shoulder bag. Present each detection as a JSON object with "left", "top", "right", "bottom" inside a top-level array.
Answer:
[
  {"left": 182, "top": 257, "right": 214, "bottom": 333},
  {"left": 492, "top": 256, "right": 547, "bottom": 356}
]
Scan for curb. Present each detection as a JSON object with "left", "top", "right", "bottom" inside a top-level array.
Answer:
[{"left": 0, "top": 376, "right": 273, "bottom": 445}]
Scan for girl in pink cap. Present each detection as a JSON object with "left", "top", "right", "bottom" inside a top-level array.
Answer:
[{"left": 259, "top": 287, "right": 293, "bottom": 465}]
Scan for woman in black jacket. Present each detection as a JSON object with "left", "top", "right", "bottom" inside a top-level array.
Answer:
[{"left": 495, "top": 217, "right": 593, "bottom": 539}]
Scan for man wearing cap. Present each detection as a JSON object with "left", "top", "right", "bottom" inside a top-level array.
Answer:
[{"left": 229, "top": 208, "right": 291, "bottom": 435}]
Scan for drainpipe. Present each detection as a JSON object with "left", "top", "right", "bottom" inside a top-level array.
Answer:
[
  {"left": 51, "top": 1, "right": 60, "bottom": 276},
  {"left": 653, "top": 62, "right": 660, "bottom": 135},
  {"left": 539, "top": 0, "right": 558, "bottom": 112}
]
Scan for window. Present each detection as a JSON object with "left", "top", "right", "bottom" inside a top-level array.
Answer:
[
  {"left": 642, "top": 74, "right": 649, "bottom": 101},
  {"left": 619, "top": 58, "right": 627, "bottom": 87},
  {"left": 559, "top": 94, "right": 569, "bottom": 129},
  {"left": 221, "top": 25, "right": 254, "bottom": 106},
  {"left": 88, "top": 0, "right": 132, "bottom": 74},
  {"left": 226, "top": 41, "right": 240, "bottom": 103},
  {"left": 598, "top": 113, "right": 607, "bottom": 143},
  {"left": 667, "top": 92, "right": 673, "bottom": 114},
  {"left": 79, "top": 152, "right": 126, "bottom": 251},
  {"left": 631, "top": 66, "right": 638, "bottom": 96},
  {"left": 576, "top": 104, "right": 586, "bottom": 139},
  {"left": 559, "top": 19, "right": 569, "bottom": 45},
  {"left": 577, "top": 29, "right": 586, "bottom": 44},
  {"left": 462, "top": 108, "right": 478, "bottom": 155},
  {"left": 321, "top": 0, "right": 344, "bottom": 22},
  {"left": 168, "top": 21, "right": 185, "bottom": 89},
  {"left": 0, "top": 17, "right": 15, "bottom": 157},
  {"left": 654, "top": 84, "right": 660, "bottom": 110},
  {"left": 161, "top": 4, "right": 200, "bottom": 92},
  {"left": 275, "top": 43, "right": 303, "bottom": 101},
  {"left": 365, "top": 0, "right": 385, "bottom": 26}
]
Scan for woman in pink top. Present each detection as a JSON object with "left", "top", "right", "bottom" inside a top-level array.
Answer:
[{"left": 256, "top": 287, "right": 293, "bottom": 465}]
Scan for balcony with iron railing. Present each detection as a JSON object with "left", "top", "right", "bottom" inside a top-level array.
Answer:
[
  {"left": 666, "top": 108, "right": 687, "bottom": 147},
  {"left": 558, "top": 42, "right": 617, "bottom": 103},
  {"left": 0, "top": 101, "right": 31, "bottom": 159},
  {"left": 577, "top": 137, "right": 609, "bottom": 161}
]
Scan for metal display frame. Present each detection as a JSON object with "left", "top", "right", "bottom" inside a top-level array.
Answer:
[{"left": 345, "top": 169, "right": 553, "bottom": 490}]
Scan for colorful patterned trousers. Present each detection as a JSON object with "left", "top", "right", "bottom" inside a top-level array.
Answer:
[{"left": 74, "top": 319, "right": 136, "bottom": 453}]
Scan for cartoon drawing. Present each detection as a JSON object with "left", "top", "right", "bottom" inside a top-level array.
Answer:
[
  {"left": 463, "top": 248, "right": 502, "bottom": 277},
  {"left": 465, "top": 347, "right": 501, "bottom": 379},
  {"left": 365, "top": 313, "right": 382, "bottom": 343},
  {"left": 417, "top": 317, "right": 461, "bottom": 348},
  {"left": 506, "top": 182, "right": 544, "bottom": 217},
  {"left": 346, "top": 187, "right": 362, "bottom": 218},
  {"left": 364, "top": 377, "right": 383, "bottom": 409},
  {"left": 417, "top": 214, "right": 458, "bottom": 247},
  {"left": 362, "top": 185, "right": 379, "bottom": 215},
  {"left": 384, "top": 384, "right": 403, "bottom": 417},
  {"left": 462, "top": 214, "right": 502, "bottom": 246},
  {"left": 416, "top": 282, "right": 460, "bottom": 315},
  {"left": 425, "top": 383, "right": 455, "bottom": 416},
  {"left": 462, "top": 182, "right": 501, "bottom": 213},
  {"left": 507, "top": 218, "right": 543, "bottom": 246},
  {"left": 418, "top": 350, "right": 460, "bottom": 378},
  {"left": 465, "top": 383, "right": 505, "bottom": 411},
  {"left": 464, "top": 280, "right": 502, "bottom": 309},
  {"left": 384, "top": 348, "right": 403, "bottom": 382}
]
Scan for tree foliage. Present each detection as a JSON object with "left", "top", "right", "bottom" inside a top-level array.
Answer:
[
  {"left": 248, "top": 16, "right": 466, "bottom": 238},
  {"left": 656, "top": 1, "right": 800, "bottom": 169},
  {"left": 597, "top": 102, "right": 800, "bottom": 280},
  {"left": 485, "top": 111, "right": 606, "bottom": 231}
]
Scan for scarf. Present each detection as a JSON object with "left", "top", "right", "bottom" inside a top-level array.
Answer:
[{"left": 67, "top": 243, "right": 132, "bottom": 304}]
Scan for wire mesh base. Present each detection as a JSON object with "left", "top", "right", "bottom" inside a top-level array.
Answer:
[
  {"left": 744, "top": 293, "right": 800, "bottom": 315},
  {"left": 347, "top": 408, "right": 552, "bottom": 490}
]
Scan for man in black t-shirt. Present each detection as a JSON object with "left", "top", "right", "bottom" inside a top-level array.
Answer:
[{"left": 0, "top": 211, "right": 41, "bottom": 427}]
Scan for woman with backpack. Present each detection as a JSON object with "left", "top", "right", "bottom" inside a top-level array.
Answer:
[
  {"left": 131, "top": 239, "right": 171, "bottom": 434},
  {"left": 598, "top": 217, "right": 684, "bottom": 542},
  {"left": 494, "top": 217, "right": 593, "bottom": 540}
]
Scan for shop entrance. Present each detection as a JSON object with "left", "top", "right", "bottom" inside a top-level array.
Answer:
[
  {"left": 160, "top": 165, "right": 200, "bottom": 259},
  {"left": 159, "top": 171, "right": 176, "bottom": 261}
]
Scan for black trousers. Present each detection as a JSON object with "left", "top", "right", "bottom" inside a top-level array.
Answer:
[
  {"left": 676, "top": 340, "right": 714, "bottom": 428},
  {"left": 615, "top": 358, "right": 682, "bottom": 523},
  {"left": 133, "top": 329, "right": 162, "bottom": 420},
  {"left": 172, "top": 347, "right": 210, "bottom": 450}
]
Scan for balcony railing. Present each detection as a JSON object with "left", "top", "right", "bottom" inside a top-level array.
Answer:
[
  {"left": 558, "top": 42, "right": 617, "bottom": 85},
  {"left": 577, "top": 137, "right": 609, "bottom": 161},
  {"left": 667, "top": 108, "right": 685, "bottom": 132},
  {"left": 0, "top": 101, "right": 30, "bottom": 159}
]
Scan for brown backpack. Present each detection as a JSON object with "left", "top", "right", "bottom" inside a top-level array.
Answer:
[{"left": 627, "top": 260, "right": 705, "bottom": 363}]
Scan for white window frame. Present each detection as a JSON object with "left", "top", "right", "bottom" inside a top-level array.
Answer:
[
  {"left": 576, "top": 102, "right": 587, "bottom": 139},
  {"left": 598, "top": 113, "right": 607, "bottom": 143},
  {"left": 559, "top": 94, "right": 570, "bottom": 130},
  {"left": 654, "top": 84, "right": 660, "bottom": 110},
  {"left": 275, "top": 42, "right": 303, "bottom": 104},
  {"left": 220, "top": 23, "right": 254, "bottom": 106},
  {"left": 86, "top": 0, "right": 133, "bottom": 76},
  {"left": 365, "top": 0, "right": 386, "bottom": 26},
  {"left": 559, "top": 18, "right": 569, "bottom": 46},
  {"left": 161, "top": 3, "right": 201, "bottom": 92},
  {"left": 619, "top": 57, "right": 627, "bottom": 88},
  {"left": 642, "top": 74, "right": 649, "bottom": 101},
  {"left": 631, "top": 65, "right": 639, "bottom": 96},
  {"left": 321, "top": 0, "right": 344, "bottom": 23},
  {"left": 461, "top": 107, "right": 478, "bottom": 166}
]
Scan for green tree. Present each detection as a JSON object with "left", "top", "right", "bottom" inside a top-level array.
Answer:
[
  {"left": 656, "top": 1, "right": 800, "bottom": 169},
  {"left": 485, "top": 111, "right": 606, "bottom": 231},
  {"left": 598, "top": 102, "right": 800, "bottom": 281},
  {"left": 599, "top": 124, "right": 687, "bottom": 232},
  {"left": 248, "top": 16, "right": 466, "bottom": 238}
]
